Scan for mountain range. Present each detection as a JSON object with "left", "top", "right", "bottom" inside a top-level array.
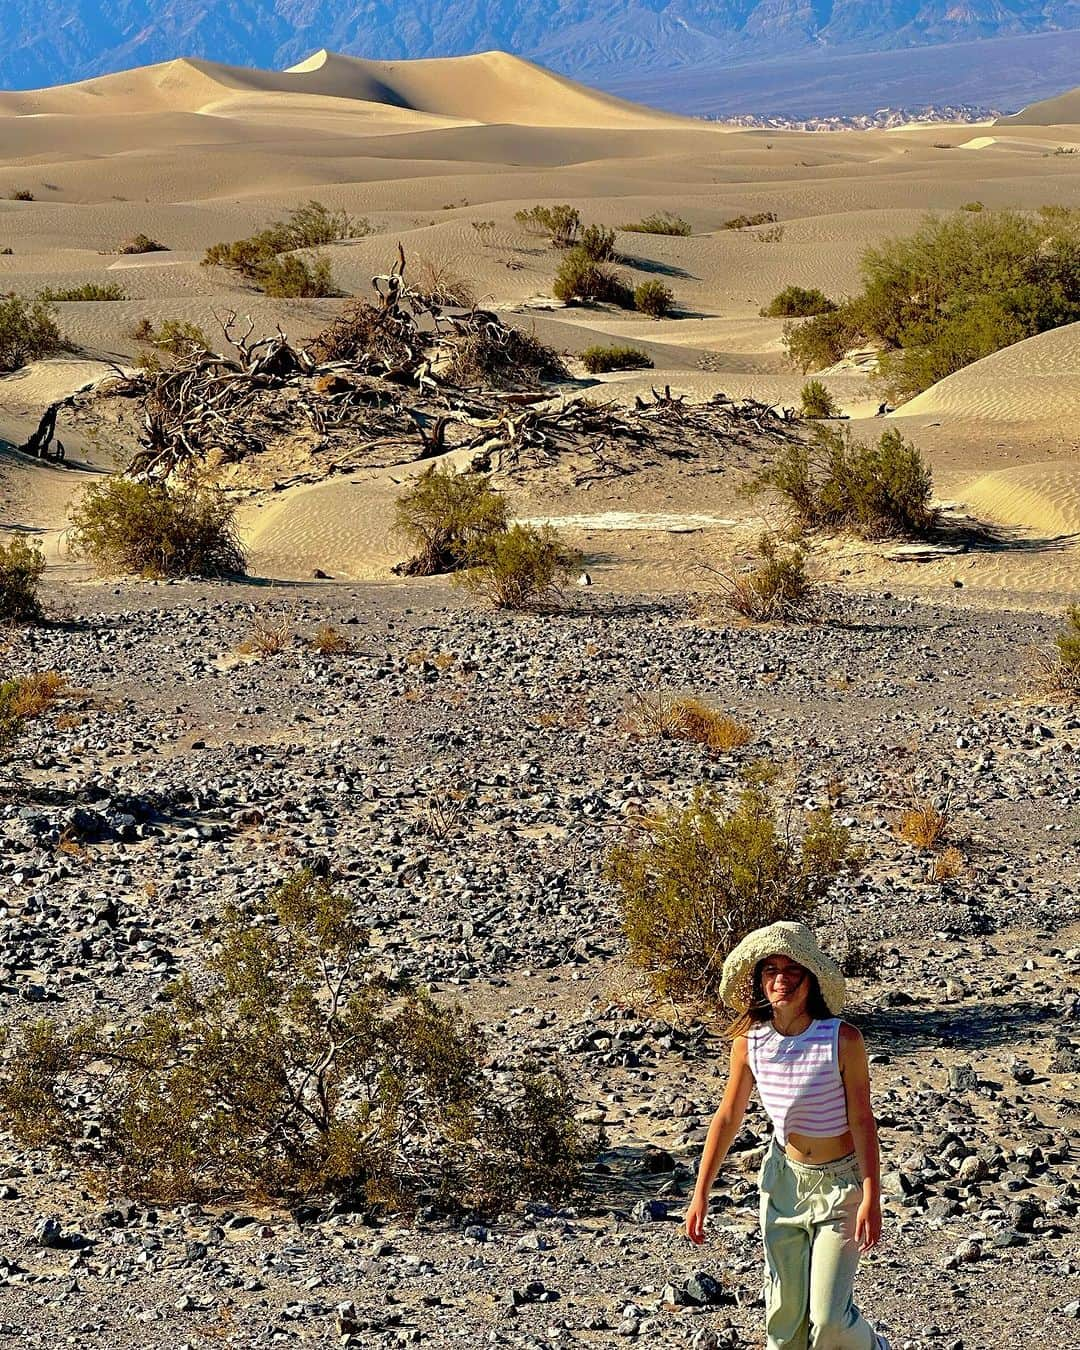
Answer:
[{"left": 6, "top": 0, "right": 1080, "bottom": 100}]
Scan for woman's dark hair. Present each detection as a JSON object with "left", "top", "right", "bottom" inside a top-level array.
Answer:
[{"left": 723, "top": 958, "right": 830, "bottom": 1039}]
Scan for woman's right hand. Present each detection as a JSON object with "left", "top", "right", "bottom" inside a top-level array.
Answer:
[{"left": 684, "top": 1193, "right": 709, "bottom": 1245}]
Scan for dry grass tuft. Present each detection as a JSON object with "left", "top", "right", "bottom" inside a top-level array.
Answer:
[
  {"left": 237, "top": 616, "right": 291, "bottom": 657},
  {"left": 897, "top": 799, "right": 949, "bottom": 851},
  {"left": 309, "top": 625, "right": 354, "bottom": 656},
  {"left": 931, "top": 846, "right": 967, "bottom": 883},
  {"left": 625, "top": 686, "right": 751, "bottom": 751},
  {"left": 8, "top": 671, "right": 67, "bottom": 718}
]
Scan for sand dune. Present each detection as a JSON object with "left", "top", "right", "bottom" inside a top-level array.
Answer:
[
  {"left": 998, "top": 84, "right": 1080, "bottom": 127},
  {"left": 891, "top": 324, "right": 1080, "bottom": 423},
  {"left": 959, "top": 462, "right": 1080, "bottom": 540},
  {"left": 0, "top": 50, "right": 696, "bottom": 132}
]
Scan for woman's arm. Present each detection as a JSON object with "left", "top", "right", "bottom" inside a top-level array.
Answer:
[
  {"left": 839, "top": 1021, "right": 882, "bottom": 1252},
  {"left": 685, "top": 1036, "right": 754, "bottom": 1244}
]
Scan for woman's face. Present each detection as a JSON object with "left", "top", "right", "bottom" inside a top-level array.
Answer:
[{"left": 759, "top": 953, "right": 811, "bottom": 1015}]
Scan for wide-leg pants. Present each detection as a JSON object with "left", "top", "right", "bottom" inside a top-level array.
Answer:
[{"left": 758, "top": 1139, "right": 879, "bottom": 1350}]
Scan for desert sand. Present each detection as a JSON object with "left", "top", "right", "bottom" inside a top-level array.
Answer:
[{"left": 2, "top": 50, "right": 1080, "bottom": 596}]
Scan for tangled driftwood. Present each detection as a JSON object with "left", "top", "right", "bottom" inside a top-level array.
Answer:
[{"left": 66, "top": 249, "right": 803, "bottom": 488}]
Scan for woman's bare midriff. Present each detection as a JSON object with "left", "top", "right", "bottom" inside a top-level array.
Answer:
[{"left": 784, "top": 1129, "right": 857, "bottom": 1164}]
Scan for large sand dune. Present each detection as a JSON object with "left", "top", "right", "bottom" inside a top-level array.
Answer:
[{"left": 998, "top": 82, "right": 1080, "bottom": 127}]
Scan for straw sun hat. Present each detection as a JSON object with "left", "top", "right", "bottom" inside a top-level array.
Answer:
[{"left": 719, "top": 920, "right": 846, "bottom": 1016}]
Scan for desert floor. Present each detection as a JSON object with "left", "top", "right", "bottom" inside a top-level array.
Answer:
[{"left": 1, "top": 50, "right": 1078, "bottom": 1350}]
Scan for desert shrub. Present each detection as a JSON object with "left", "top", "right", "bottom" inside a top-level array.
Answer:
[
  {"left": 762, "top": 286, "right": 836, "bottom": 318},
  {"left": 279, "top": 200, "right": 369, "bottom": 248},
  {"left": 553, "top": 248, "right": 633, "bottom": 307},
  {"left": 0, "top": 671, "right": 66, "bottom": 755},
  {"left": 750, "top": 426, "right": 936, "bottom": 539},
  {"left": 0, "top": 682, "right": 22, "bottom": 754},
  {"left": 752, "top": 225, "right": 785, "bottom": 244},
  {"left": 309, "top": 624, "right": 354, "bottom": 655},
  {"left": 578, "top": 224, "right": 618, "bottom": 262},
  {"left": 118, "top": 233, "right": 167, "bottom": 254},
  {"left": 581, "top": 344, "right": 653, "bottom": 374},
  {"left": 960, "top": 201, "right": 984, "bottom": 212},
  {"left": 0, "top": 247, "right": 12, "bottom": 255},
  {"left": 0, "top": 868, "right": 595, "bottom": 1208},
  {"left": 634, "top": 280, "right": 674, "bottom": 318},
  {"left": 607, "top": 783, "right": 858, "bottom": 1004},
  {"left": 0, "top": 536, "right": 45, "bottom": 623},
  {"left": 514, "top": 204, "right": 581, "bottom": 248},
  {"left": 393, "top": 466, "right": 510, "bottom": 576},
  {"left": 722, "top": 211, "right": 777, "bottom": 230},
  {"left": 621, "top": 212, "right": 691, "bottom": 236},
  {"left": 309, "top": 300, "right": 411, "bottom": 367},
  {"left": 897, "top": 799, "right": 949, "bottom": 851},
  {"left": 133, "top": 318, "right": 212, "bottom": 359},
  {"left": 839, "top": 936, "right": 884, "bottom": 980},
  {"left": 258, "top": 253, "right": 336, "bottom": 298},
  {"left": 726, "top": 534, "right": 818, "bottom": 622},
  {"left": 1029, "top": 605, "right": 1080, "bottom": 700},
  {"left": 37, "top": 282, "right": 126, "bottom": 302},
  {"left": 444, "top": 322, "right": 568, "bottom": 387},
  {"left": 800, "top": 379, "right": 839, "bottom": 418},
  {"left": 783, "top": 304, "right": 865, "bottom": 372},
  {"left": 413, "top": 258, "right": 477, "bottom": 308},
  {"left": 831, "top": 209, "right": 1080, "bottom": 400},
  {"left": 9, "top": 189, "right": 34, "bottom": 202},
  {"left": 932, "top": 846, "right": 967, "bottom": 883},
  {"left": 0, "top": 294, "right": 68, "bottom": 372},
  {"left": 68, "top": 479, "right": 246, "bottom": 578},
  {"left": 628, "top": 688, "right": 752, "bottom": 751},
  {"left": 457, "top": 523, "right": 580, "bottom": 611}
]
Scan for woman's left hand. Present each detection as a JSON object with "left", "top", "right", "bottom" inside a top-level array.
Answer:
[{"left": 855, "top": 1194, "right": 882, "bottom": 1252}]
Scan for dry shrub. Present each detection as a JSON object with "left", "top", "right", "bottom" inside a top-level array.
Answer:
[
  {"left": 621, "top": 212, "right": 692, "bottom": 236},
  {"left": 897, "top": 799, "right": 949, "bottom": 851},
  {"left": 457, "top": 523, "right": 579, "bottom": 611},
  {"left": 443, "top": 322, "right": 568, "bottom": 388},
  {"left": 625, "top": 686, "right": 751, "bottom": 751},
  {"left": 413, "top": 258, "right": 477, "bottom": 308},
  {"left": 606, "top": 783, "right": 859, "bottom": 1005},
  {"left": 1028, "top": 606, "right": 1080, "bottom": 700},
  {"left": 725, "top": 535, "right": 819, "bottom": 623},
  {"left": 722, "top": 211, "right": 777, "bottom": 230},
  {"left": 69, "top": 479, "right": 246, "bottom": 578},
  {"left": 634, "top": 280, "right": 674, "bottom": 318},
  {"left": 9, "top": 188, "right": 34, "bottom": 201},
  {"left": 237, "top": 615, "right": 292, "bottom": 657},
  {"left": 38, "top": 282, "right": 126, "bottom": 302},
  {"left": 309, "top": 624, "right": 354, "bottom": 655},
  {"left": 514, "top": 204, "right": 581, "bottom": 248},
  {"left": 932, "top": 846, "right": 966, "bottom": 882},
  {"left": 393, "top": 466, "right": 509, "bottom": 576},
  {"left": 0, "top": 869, "right": 596, "bottom": 1211},
  {"left": 839, "top": 936, "right": 884, "bottom": 980},
  {"left": 0, "top": 536, "right": 45, "bottom": 623},
  {"left": 309, "top": 299, "right": 411, "bottom": 367}
]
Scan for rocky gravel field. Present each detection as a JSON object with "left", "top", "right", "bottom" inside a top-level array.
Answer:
[{"left": 1, "top": 578, "right": 1078, "bottom": 1350}]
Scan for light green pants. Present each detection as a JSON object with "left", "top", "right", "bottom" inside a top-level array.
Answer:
[{"left": 758, "top": 1141, "right": 879, "bottom": 1350}]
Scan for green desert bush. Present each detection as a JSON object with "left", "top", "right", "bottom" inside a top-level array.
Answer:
[
  {"left": 580, "top": 344, "right": 653, "bottom": 374},
  {"left": 722, "top": 211, "right": 777, "bottom": 230},
  {"left": 800, "top": 378, "right": 839, "bottom": 418},
  {"left": 761, "top": 286, "right": 837, "bottom": 318},
  {"left": 0, "top": 868, "right": 595, "bottom": 1208},
  {"left": 118, "top": 233, "right": 167, "bottom": 254},
  {"left": 0, "top": 536, "right": 45, "bottom": 623},
  {"left": 726, "top": 534, "right": 818, "bottom": 622},
  {"left": 578, "top": 224, "right": 618, "bottom": 262},
  {"left": 202, "top": 200, "right": 361, "bottom": 294},
  {"left": 634, "top": 280, "right": 674, "bottom": 318},
  {"left": 458, "top": 523, "right": 580, "bottom": 611},
  {"left": 553, "top": 248, "right": 633, "bottom": 307},
  {"left": 68, "top": 479, "right": 246, "bottom": 578},
  {"left": 393, "top": 466, "right": 510, "bottom": 575},
  {"left": 786, "top": 209, "right": 1080, "bottom": 399},
  {"left": 606, "top": 782, "right": 858, "bottom": 1005},
  {"left": 783, "top": 304, "right": 866, "bottom": 373},
  {"left": 133, "top": 318, "right": 213, "bottom": 358},
  {"left": 37, "top": 282, "right": 126, "bottom": 302},
  {"left": 621, "top": 212, "right": 692, "bottom": 236},
  {"left": 0, "top": 294, "right": 68, "bottom": 372},
  {"left": 750, "top": 426, "right": 936, "bottom": 539},
  {"left": 258, "top": 252, "right": 336, "bottom": 298},
  {"left": 513, "top": 204, "right": 581, "bottom": 248}
]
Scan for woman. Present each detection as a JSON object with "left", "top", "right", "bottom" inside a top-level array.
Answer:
[{"left": 684, "top": 921, "right": 890, "bottom": 1350}]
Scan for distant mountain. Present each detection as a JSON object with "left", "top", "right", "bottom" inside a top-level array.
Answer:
[{"left": 5, "top": 0, "right": 1080, "bottom": 98}]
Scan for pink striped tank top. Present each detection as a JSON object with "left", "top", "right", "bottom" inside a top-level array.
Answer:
[{"left": 747, "top": 1017, "right": 848, "bottom": 1146}]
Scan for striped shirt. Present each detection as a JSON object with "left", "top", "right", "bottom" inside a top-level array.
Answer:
[{"left": 747, "top": 1017, "right": 848, "bottom": 1146}]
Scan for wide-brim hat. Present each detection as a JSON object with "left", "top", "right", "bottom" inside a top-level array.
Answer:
[{"left": 719, "top": 920, "right": 846, "bottom": 1015}]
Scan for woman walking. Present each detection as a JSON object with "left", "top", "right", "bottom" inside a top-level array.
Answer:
[{"left": 685, "top": 921, "right": 890, "bottom": 1350}]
